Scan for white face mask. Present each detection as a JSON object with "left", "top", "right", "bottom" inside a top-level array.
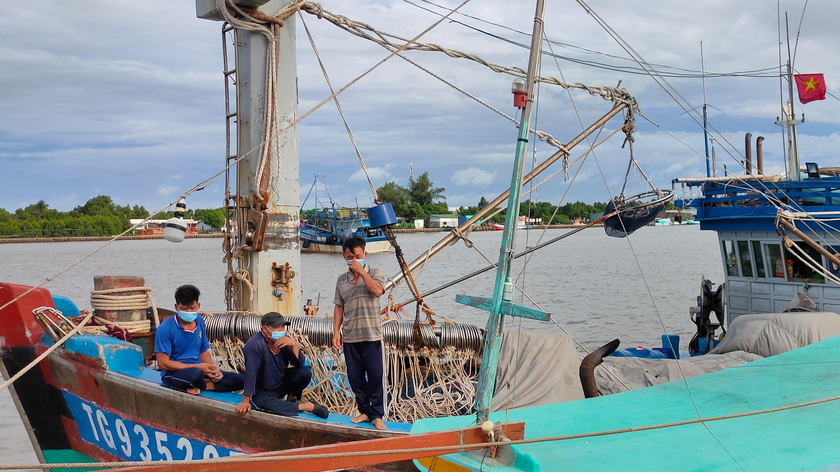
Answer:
[{"left": 346, "top": 259, "right": 365, "bottom": 267}]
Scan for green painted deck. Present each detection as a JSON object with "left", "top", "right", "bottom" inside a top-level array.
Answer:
[{"left": 412, "top": 334, "right": 840, "bottom": 471}]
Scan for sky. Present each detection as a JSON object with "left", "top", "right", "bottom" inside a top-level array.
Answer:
[{"left": 2, "top": 0, "right": 839, "bottom": 214}]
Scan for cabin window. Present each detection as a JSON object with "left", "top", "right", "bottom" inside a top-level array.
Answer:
[
  {"left": 723, "top": 240, "right": 738, "bottom": 276},
  {"left": 783, "top": 241, "right": 825, "bottom": 283},
  {"left": 737, "top": 241, "right": 753, "bottom": 277},
  {"left": 764, "top": 243, "right": 786, "bottom": 279},
  {"left": 751, "top": 241, "right": 766, "bottom": 278}
]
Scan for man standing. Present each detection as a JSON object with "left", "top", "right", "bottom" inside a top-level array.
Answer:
[
  {"left": 332, "top": 236, "right": 387, "bottom": 430},
  {"left": 155, "top": 285, "right": 244, "bottom": 395},
  {"left": 236, "top": 312, "right": 329, "bottom": 419}
]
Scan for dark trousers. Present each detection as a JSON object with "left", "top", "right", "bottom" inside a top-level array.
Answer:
[
  {"left": 344, "top": 340, "right": 385, "bottom": 420},
  {"left": 251, "top": 366, "right": 312, "bottom": 417},
  {"left": 162, "top": 367, "right": 244, "bottom": 393}
]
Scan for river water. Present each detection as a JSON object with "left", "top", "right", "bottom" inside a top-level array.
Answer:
[{"left": 0, "top": 226, "right": 722, "bottom": 464}]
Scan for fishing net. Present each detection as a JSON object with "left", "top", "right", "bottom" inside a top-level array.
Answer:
[{"left": 604, "top": 189, "right": 673, "bottom": 238}]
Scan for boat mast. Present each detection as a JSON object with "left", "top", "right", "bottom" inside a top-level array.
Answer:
[
  {"left": 775, "top": 13, "right": 804, "bottom": 181},
  {"left": 473, "top": 0, "right": 546, "bottom": 423},
  {"left": 700, "top": 41, "right": 712, "bottom": 178},
  {"left": 197, "top": 0, "right": 302, "bottom": 315}
]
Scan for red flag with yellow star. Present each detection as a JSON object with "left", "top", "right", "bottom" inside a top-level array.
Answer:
[{"left": 794, "top": 74, "right": 827, "bottom": 104}]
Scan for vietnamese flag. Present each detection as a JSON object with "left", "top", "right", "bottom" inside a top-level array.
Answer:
[{"left": 794, "top": 74, "right": 827, "bottom": 104}]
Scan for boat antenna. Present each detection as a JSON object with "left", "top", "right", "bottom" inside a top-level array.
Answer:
[
  {"left": 470, "top": 0, "right": 548, "bottom": 424},
  {"left": 700, "top": 41, "right": 711, "bottom": 178}
]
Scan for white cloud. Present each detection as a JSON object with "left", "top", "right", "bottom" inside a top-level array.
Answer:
[
  {"left": 349, "top": 164, "right": 393, "bottom": 183},
  {"left": 157, "top": 185, "right": 177, "bottom": 197},
  {"left": 452, "top": 167, "right": 497, "bottom": 187}
]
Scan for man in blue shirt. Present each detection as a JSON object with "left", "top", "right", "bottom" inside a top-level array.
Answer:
[
  {"left": 154, "top": 285, "right": 244, "bottom": 394},
  {"left": 235, "top": 312, "right": 329, "bottom": 419}
]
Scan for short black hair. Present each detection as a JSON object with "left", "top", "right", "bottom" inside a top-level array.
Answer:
[
  {"left": 342, "top": 236, "right": 366, "bottom": 253},
  {"left": 261, "top": 312, "right": 290, "bottom": 328},
  {"left": 174, "top": 285, "right": 201, "bottom": 305}
]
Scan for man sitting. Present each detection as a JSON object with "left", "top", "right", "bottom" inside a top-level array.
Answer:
[
  {"left": 155, "top": 284, "right": 244, "bottom": 395},
  {"left": 236, "top": 312, "right": 329, "bottom": 419}
]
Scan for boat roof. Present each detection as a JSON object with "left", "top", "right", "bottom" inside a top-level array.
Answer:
[{"left": 413, "top": 333, "right": 840, "bottom": 471}]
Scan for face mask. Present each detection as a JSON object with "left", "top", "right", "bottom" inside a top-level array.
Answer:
[
  {"left": 270, "top": 330, "right": 286, "bottom": 340},
  {"left": 346, "top": 259, "right": 365, "bottom": 267},
  {"left": 178, "top": 311, "right": 198, "bottom": 323}
]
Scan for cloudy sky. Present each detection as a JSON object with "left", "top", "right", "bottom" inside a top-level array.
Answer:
[{"left": 2, "top": 0, "right": 838, "bottom": 214}]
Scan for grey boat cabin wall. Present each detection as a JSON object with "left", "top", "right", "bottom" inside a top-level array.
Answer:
[{"left": 718, "top": 230, "right": 840, "bottom": 323}]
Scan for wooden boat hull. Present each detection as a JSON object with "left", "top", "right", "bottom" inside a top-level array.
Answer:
[{"left": 0, "top": 283, "right": 416, "bottom": 471}]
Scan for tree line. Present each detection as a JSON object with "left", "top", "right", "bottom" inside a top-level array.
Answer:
[
  {"left": 0, "top": 196, "right": 227, "bottom": 238},
  {"left": 375, "top": 172, "right": 608, "bottom": 225}
]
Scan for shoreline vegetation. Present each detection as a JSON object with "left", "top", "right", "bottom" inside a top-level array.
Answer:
[
  {"left": 0, "top": 225, "right": 603, "bottom": 244},
  {"left": 2, "top": 177, "right": 617, "bottom": 241}
]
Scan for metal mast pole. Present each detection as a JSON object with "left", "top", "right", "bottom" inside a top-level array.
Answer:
[
  {"left": 198, "top": 0, "right": 301, "bottom": 315},
  {"left": 785, "top": 13, "right": 800, "bottom": 181},
  {"left": 474, "top": 0, "right": 546, "bottom": 423},
  {"left": 700, "top": 41, "right": 711, "bottom": 178}
]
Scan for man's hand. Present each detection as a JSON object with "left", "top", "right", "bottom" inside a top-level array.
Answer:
[
  {"left": 273, "top": 336, "right": 297, "bottom": 350},
  {"left": 236, "top": 399, "right": 251, "bottom": 415},
  {"left": 348, "top": 260, "right": 364, "bottom": 281},
  {"left": 201, "top": 363, "right": 223, "bottom": 381},
  {"left": 332, "top": 333, "right": 342, "bottom": 350}
]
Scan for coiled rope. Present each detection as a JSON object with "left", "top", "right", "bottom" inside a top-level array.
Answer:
[{"left": 89, "top": 286, "right": 160, "bottom": 333}]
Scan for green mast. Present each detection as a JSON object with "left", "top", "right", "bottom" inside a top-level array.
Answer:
[{"left": 457, "top": 0, "right": 550, "bottom": 423}]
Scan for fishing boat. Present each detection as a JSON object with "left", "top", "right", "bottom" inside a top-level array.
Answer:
[
  {"left": 3, "top": 0, "right": 840, "bottom": 471},
  {"left": 300, "top": 174, "right": 391, "bottom": 254}
]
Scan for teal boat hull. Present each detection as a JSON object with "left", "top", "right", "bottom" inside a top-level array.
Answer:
[{"left": 412, "top": 334, "right": 840, "bottom": 471}]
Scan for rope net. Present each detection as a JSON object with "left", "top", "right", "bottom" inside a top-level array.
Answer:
[{"left": 206, "top": 314, "right": 481, "bottom": 423}]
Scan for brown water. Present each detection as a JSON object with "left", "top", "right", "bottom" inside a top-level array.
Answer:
[{"left": 0, "top": 226, "right": 723, "bottom": 463}]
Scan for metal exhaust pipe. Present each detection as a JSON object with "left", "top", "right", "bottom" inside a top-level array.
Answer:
[
  {"left": 579, "top": 339, "right": 620, "bottom": 398},
  {"left": 756, "top": 136, "right": 764, "bottom": 174},
  {"left": 745, "top": 132, "right": 752, "bottom": 175}
]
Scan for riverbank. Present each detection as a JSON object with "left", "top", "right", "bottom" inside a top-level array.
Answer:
[
  {"left": 0, "top": 233, "right": 225, "bottom": 244},
  {"left": 0, "top": 225, "right": 601, "bottom": 243}
]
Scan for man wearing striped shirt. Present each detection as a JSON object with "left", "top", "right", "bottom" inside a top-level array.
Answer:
[{"left": 332, "top": 236, "right": 387, "bottom": 430}]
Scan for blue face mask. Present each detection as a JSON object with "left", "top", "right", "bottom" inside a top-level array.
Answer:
[
  {"left": 270, "top": 330, "right": 286, "bottom": 340},
  {"left": 346, "top": 259, "right": 365, "bottom": 267},
  {"left": 178, "top": 311, "right": 198, "bottom": 323}
]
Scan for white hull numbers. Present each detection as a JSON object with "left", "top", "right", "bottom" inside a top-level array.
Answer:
[{"left": 64, "top": 391, "right": 242, "bottom": 462}]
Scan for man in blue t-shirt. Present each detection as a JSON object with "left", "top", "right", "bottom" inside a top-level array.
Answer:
[
  {"left": 235, "top": 312, "right": 328, "bottom": 418},
  {"left": 154, "top": 285, "right": 244, "bottom": 395}
]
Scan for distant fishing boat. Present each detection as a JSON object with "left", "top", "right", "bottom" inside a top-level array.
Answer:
[{"left": 299, "top": 174, "right": 390, "bottom": 254}]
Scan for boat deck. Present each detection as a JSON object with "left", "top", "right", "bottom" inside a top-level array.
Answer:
[
  {"left": 413, "top": 334, "right": 840, "bottom": 471},
  {"left": 116, "top": 367, "right": 411, "bottom": 432},
  {"left": 56, "top": 332, "right": 411, "bottom": 433}
]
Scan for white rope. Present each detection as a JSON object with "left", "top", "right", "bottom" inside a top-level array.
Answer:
[{"left": 0, "top": 311, "right": 94, "bottom": 394}]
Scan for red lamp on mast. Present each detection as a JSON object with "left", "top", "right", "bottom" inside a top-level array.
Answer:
[{"left": 512, "top": 77, "right": 528, "bottom": 108}]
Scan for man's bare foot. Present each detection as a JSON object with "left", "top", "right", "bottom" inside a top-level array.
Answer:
[
  {"left": 186, "top": 387, "right": 200, "bottom": 395},
  {"left": 372, "top": 418, "right": 387, "bottom": 430},
  {"left": 350, "top": 414, "right": 370, "bottom": 424},
  {"left": 204, "top": 379, "right": 216, "bottom": 391}
]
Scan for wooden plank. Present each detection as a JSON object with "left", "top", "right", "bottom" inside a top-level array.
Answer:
[{"left": 113, "top": 422, "right": 525, "bottom": 472}]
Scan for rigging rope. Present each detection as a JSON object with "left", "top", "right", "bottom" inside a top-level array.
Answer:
[{"left": 0, "top": 311, "right": 94, "bottom": 395}]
